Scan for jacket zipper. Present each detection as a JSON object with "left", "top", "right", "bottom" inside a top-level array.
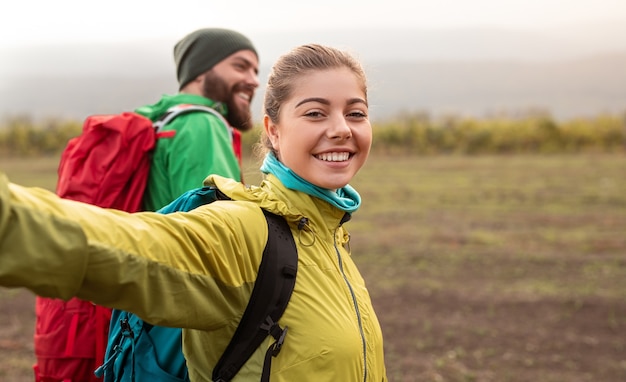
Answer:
[{"left": 334, "top": 223, "right": 368, "bottom": 382}]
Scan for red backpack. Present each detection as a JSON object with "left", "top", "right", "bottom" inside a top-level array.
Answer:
[{"left": 33, "top": 105, "right": 237, "bottom": 382}]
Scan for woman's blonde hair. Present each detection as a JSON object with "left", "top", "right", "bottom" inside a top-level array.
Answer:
[{"left": 257, "top": 44, "right": 367, "bottom": 157}]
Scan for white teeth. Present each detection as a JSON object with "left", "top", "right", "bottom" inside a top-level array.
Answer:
[
  {"left": 316, "top": 152, "right": 350, "bottom": 162},
  {"left": 237, "top": 92, "right": 250, "bottom": 101}
]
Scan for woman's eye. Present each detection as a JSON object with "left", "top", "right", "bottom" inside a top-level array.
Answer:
[
  {"left": 305, "top": 111, "right": 324, "bottom": 117},
  {"left": 348, "top": 111, "right": 367, "bottom": 118}
]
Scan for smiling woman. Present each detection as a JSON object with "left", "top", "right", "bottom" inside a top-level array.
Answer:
[
  {"left": 260, "top": 46, "right": 372, "bottom": 190},
  {"left": 0, "top": 43, "right": 388, "bottom": 382},
  {"left": 259, "top": 45, "right": 371, "bottom": 191}
]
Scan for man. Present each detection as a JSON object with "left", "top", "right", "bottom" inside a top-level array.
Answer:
[
  {"left": 141, "top": 27, "right": 259, "bottom": 211},
  {"left": 32, "top": 28, "right": 259, "bottom": 382}
]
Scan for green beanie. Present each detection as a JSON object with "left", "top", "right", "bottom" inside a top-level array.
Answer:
[{"left": 174, "top": 28, "right": 258, "bottom": 90}]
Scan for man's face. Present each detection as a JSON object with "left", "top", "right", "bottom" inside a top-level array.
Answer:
[{"left": 200, "top": 50, "right": 259, "bottom": 131}]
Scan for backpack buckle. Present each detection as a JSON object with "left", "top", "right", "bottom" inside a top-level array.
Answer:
[
  {"left": 272, "top": 326, "right": 289, "bottom": 356},
  {"left": 120, "top": 318, "right": 134, "bottom": 339}
]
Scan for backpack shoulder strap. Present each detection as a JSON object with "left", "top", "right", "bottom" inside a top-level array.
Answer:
[
  {"left": 153, "top": 104, "right": 229, "bottom": 135},
  {"left": 212, "top": 210, "right": 298, "bottom": 382}
]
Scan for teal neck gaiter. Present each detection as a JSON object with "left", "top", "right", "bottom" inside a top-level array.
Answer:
[{"left": 260, "top": 152, "right": 361, "bottom": 214}]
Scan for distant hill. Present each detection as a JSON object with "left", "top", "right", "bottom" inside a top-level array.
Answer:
[
  {"left": 1, "top": 25, "right": 625, "bottom": 122},
  {"left": 366, "top": 51, "right": 626, "bottom": 121}
]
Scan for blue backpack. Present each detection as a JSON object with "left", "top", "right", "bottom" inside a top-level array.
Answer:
[{"left": 95, "top": 186, "right": 298, "bottom": 382}]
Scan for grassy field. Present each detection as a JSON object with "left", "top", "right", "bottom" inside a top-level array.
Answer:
[{"left": 1, "top": 153, "right": 626, "bottom": 382}]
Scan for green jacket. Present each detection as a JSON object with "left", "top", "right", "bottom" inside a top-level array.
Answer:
[
  {"left": 0, "top": 173, "right": 387, "bottom": 382},
  {"left": 136, "top": 93, "right": 241, "bottom": 211}
]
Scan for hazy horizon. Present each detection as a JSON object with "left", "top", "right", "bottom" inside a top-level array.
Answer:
[{"left": 2, "top": 23, "right": 625, "bottom": 123}]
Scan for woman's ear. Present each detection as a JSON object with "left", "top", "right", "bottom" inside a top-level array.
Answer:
[{"left": 263, "top": 115, "right": 279, "bottom": 151}]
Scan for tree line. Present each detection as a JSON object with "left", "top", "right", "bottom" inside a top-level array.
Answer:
[{"left": 1, "top": 112, "right": 624, "bottom": 157}]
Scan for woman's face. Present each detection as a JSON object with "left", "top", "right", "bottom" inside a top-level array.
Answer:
[{"left": 264, "top": 67, "right": 372, "bottom": 190}]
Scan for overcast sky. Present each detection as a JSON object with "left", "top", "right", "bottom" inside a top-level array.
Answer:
[{"left": 2, "top": 0, "right": 625, "bottom": 48}]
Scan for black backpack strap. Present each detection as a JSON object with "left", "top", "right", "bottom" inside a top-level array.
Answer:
[{"left": 212, "top": 210, "right": 298, "bottom": 382}]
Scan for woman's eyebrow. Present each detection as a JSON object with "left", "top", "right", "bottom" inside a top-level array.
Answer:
[
  {"left": 296, "top": 97, "right": 329, "bottom": 107},
  {"left": 295, "top": 97, "right": 368, "bottom": 107},
  {"left": 347, "top": 98, "right": 368, "bottom": 106}
]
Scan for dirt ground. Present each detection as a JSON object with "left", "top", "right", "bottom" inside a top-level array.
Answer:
[
  {"left": 2, "top": 154, "right": 625, "bottom": 381},
  {"left": 0, "top": 289, "right": 38, "bottom": 381},
  {"left": 373, "top": 287, "right": 626, "bottom": 382},
  {"left": 2, "top": 285, "right": 625, "bottom": 382}
]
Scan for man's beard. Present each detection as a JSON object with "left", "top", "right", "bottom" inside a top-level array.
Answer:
[{"left": 201, "top": 71, "right": 253, "bottom": 131}]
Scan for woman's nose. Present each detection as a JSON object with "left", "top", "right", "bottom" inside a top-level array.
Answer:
[{"left": 327, "top": 115, "right": 352, "bottom": 139}]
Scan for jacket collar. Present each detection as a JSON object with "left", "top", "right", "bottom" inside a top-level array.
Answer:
[{"left": 206, "top": 174, "right": 351, "bottom": 233}]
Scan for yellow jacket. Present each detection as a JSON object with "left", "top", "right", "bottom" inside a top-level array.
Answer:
[{"left": 0, "top": 173, "right": 387, "bottom": 381}]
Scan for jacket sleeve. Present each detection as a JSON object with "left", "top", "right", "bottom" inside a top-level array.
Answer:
[
  {"left": 0, "top": 173, "right": 266, "bottom": 331},
  {"left": 164, "top": 112, "right": 241, "bottom": 196}
]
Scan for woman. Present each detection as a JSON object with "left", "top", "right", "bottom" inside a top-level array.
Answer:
[{"left": 0, "top": 44, "right": 387, "bottom": 381}]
